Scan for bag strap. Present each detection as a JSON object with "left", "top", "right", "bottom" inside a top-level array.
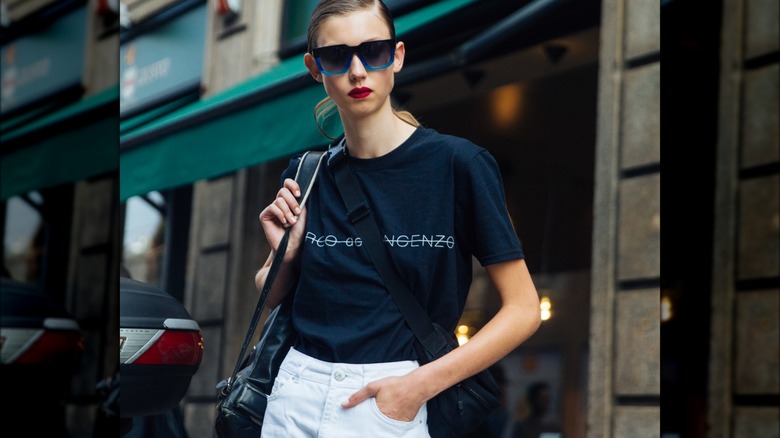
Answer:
[
  {"left": 225, "top": 150, "right": 326, "bottom": 391},
  {"left": 328, "top": 140, "right": 448, "bottom": 355}
]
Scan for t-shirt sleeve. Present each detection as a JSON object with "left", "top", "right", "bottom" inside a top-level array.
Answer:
[
  {"left": 458, "top": 149, "right": 524, "bottom": 266},
  {"left": 279, "top": 153, "right": 304, "bottom": 186}
]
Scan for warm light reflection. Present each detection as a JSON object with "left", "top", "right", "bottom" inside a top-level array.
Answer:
[
  {"left": 661, "top": 295, "right": 673, "bottom": 322},
  {"left": 456, "top": 325, "right": 471, "bottom": 345},
  {"left": 540, "top": 296, "right": 552, "bottom": 321},
  {"left": 490, "top": 83, "right": 524, "bottom": 130}
]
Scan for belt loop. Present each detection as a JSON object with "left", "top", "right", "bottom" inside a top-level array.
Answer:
[{"left": 360, "top": 364, "right": 368, "bottom": 387}]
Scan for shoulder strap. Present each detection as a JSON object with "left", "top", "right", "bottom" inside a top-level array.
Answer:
[
  {"left": 225, "top": 150, "right": 326, "bottom": 391},
  {"left": 294, "top": 150, "right": 327, "bottom": 210},
  {"left": 328, "top": 143, "right": 447, "bottom": 355}
]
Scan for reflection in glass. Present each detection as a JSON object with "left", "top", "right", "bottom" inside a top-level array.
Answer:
[
  {"left": 122, "top": 191, "right": 165, "bottom": 286},
  {"left": 3, "top": 193, "right": 44, "bottom": 285}
]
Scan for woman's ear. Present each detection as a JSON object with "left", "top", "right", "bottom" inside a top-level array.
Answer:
[
  {"left": 304, "top": 53, "right": 323, "bottom": 82},
  {"left": 393, "top": 41, "right": 406, "bottom": 73}
]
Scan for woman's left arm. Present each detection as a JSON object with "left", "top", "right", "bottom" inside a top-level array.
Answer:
[
  {"left": 412, "top": 257, "right": 541, "bottom": 395},
  {"left": 342, "top": 257, "right": 541, "bottom": 420}
]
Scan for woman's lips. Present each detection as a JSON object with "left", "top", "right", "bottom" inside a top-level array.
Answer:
[{"left": 349, "top": 87, "right": 372, "bottom": 99}]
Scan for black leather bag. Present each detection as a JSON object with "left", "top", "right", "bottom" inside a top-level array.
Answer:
[
  {"left": 214, "top": 150, "right": 325, "bottom": 438},
  {"left": 416, "top": 324, "right": 501, "bottom": 438},
  {"left": 328, "top": 140, "right": 501, "bottom": 437},
  {"left": 214, "top": 298, "right": 295, "bottom": 438}
]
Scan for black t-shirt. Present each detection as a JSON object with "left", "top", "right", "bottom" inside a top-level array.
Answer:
[{"left": 279, "top": 126, "right": 524, "bottom": 363}]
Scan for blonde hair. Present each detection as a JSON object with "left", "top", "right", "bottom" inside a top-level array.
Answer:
[{"left": 308, "top": 0, "right": 420, "bottom": 139}]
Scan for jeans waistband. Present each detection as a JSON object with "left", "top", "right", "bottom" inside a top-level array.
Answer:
[{"left": 279, "top": 347, "right": 419, "bottom": 389}]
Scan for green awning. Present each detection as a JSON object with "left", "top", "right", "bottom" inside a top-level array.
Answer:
[
  {"left": 119, "top": 0, "right": 478, "bottom": 201},
  {"left": 119, "top": 93, "right": 198, "bottom": 135},
  {"left": 1, "top": 86, "right": 119, "bottom": 200}
]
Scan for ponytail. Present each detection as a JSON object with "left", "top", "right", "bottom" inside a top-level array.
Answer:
[
  {"left": 314, "top": 97, "right": 340, "bottom": 140},
  {"left": 393, "top": 109, "right": 420, "bottom": 128}
]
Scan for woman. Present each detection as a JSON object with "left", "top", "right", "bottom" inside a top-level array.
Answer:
[{"left": 255, "top": 1, "right": 541, "bottom": 436}]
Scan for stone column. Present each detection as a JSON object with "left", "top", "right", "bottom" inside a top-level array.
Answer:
[
  {"left": 588, "top": 0, "right": 660, "bottom": 436},
  {"left": 180, "top": 160, "right": 288, "bottom": 436},
  {"left": 709, "top": 0, "right": 780, "bottom": 436},
  {"left": 65, "top": 176, "right": 120, "bottom": 437}
]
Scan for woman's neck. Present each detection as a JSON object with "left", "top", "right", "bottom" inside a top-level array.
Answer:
[{"left": 340, "top": 106, "right": 417, "bottom": 159}]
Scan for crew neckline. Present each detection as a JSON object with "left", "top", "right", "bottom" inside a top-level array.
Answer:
[{"left": 345, "top": 126, "right": 428, "bottom": 171}]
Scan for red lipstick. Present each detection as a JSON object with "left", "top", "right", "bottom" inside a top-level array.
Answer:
[{"left": 348, "top": 87, "right": 372, "bottom": 99}]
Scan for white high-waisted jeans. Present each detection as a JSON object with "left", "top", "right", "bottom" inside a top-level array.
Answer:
[{"left": 260, "top": 347, "right": 430, "bottom": 438}]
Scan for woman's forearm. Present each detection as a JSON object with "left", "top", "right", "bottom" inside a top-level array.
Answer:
[
  {"left": 410, "top": 258, "right": 541, "bottom": 401},
  {"left": 255, "top": 249, "right": 300, "bottom": 309},
  {"left": 415, "top": 302, "right": 540, "bottom": 399}
]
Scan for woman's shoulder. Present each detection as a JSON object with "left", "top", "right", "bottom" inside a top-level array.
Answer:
[
  {"left": 279, "top": 151, "right": 308, "bottom": 182},
  {"left": 416, "top": 126, "right": 486, "bottom": 159},
  {"left": 414, "top": 128, "right": 503, "bottom": 182},
  {"left": 281, "top": 142, "right": 330, "bottom": 179}
]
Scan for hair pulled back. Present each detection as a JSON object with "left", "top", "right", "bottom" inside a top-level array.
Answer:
[{"left": 308, "top": 0, "right": 419, "bottom": 139}]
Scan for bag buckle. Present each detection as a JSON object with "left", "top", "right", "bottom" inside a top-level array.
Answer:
[
  {"left": 216, "top": 377, "right": 231, "bottom": 395},
  {"left": 347, "top": 202, "right": 370, "bottom": 224},
  {"left": 327, "top": 137, "right": 347, "bottom": 168}
]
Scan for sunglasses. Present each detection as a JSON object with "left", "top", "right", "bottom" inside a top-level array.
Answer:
[{"left": 311, "top": 39, "right": 396, "bottom": 76}]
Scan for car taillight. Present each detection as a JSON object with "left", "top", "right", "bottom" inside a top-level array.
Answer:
[
  {"left": 14, "top": 330, "right": 84, "bottom": 364},
  {"left": 1, "top": 318, "right": 83, "bottom": 365},
  {"left": 120, "top": 318, "right": 203, "bottom": 366},
  {"left": 133, "top": 330, "right": 203, "bottom": 365}
]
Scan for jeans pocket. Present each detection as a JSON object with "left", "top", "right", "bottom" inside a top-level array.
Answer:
[
  {"left": 369, "top": 398, "right": 425, "bottom": 430},
  {"left": 266, "top": 368, "right": 294, "bottom": 402}
]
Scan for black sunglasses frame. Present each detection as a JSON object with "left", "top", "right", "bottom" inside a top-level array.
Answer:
[{"left": 311, "top": 39, "right": 396, "bottom": 75}]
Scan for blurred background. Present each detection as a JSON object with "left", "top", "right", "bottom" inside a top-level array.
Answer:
[
  {"left": 1, "top": 0, "right": 777, "bottom": 437},
  {"left": 1, "top": 0, "right": 119, "bottom": 436}
]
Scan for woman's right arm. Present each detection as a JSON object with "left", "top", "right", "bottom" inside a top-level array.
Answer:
[{"left": 255, "top": 178, "right": 307, "bottom": 309}]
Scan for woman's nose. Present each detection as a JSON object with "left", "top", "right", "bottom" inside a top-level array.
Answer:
[{"left": 348, "top": 52, "right": 367, "bottom": 80}]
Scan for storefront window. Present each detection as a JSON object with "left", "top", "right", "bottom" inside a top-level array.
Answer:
[
  {"left": 2, "top": 193, "right": 44, "bottom": 285},
  {"left": 122, "top": 191, "right": 165, "bottom": 285}
]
